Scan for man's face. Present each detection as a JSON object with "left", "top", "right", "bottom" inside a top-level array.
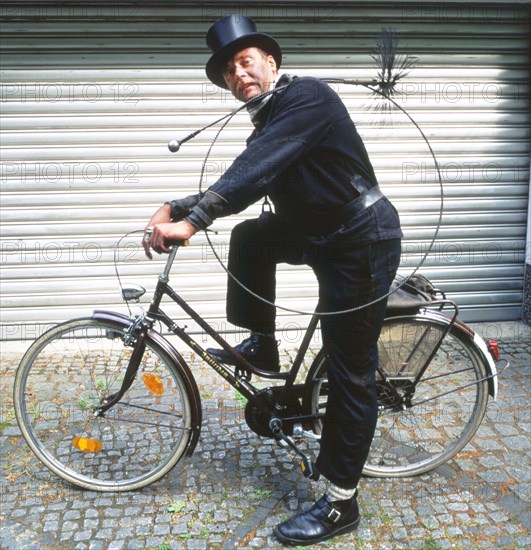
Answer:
[{"left": 223, "top": 47, "right": 278, "bottom": 102}]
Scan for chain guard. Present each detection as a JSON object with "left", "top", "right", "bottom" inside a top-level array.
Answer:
[{"left": 244, "top": 387, "right": 304, "bottom": 438}]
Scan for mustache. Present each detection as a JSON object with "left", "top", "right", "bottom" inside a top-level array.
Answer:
[{"left": 238, "top": 81, "right": 259, "bottom": 91}]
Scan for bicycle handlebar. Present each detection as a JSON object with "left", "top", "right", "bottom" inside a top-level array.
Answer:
[
  {"left": 144, "top": 227, "right": 189, "bottom": 249},
  {"left": 166, "top": 238, "right": 190, "bottom": 248}
]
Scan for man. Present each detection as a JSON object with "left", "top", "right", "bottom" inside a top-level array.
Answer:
[{"left": 143, "top": 15, "right": 402, "bottom": 546}]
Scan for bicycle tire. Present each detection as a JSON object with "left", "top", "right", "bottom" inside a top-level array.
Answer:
[
  {"left": 304, "top": 313, "right": 490, "bottom": 477},
  {"left": 14, "top": 317, "right": 195, "bottom": 491}
]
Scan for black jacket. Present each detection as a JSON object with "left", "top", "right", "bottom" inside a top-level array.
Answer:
[{"left": 171, "top": 76, "right": 401, "bottom": 244}]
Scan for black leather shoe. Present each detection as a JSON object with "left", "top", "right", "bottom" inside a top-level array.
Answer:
[
  {"left": 206, "top": 334, "right": 280, "bottom": 372},
  {"left": 273, "top": 494, "right": 360, "bottom": 546}
]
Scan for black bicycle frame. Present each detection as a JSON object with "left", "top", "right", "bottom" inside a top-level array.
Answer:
[{"left": 141, "top": 245, "right": 319, "bottom": 410}]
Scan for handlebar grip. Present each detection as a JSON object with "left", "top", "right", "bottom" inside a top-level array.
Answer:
[{"left": 165, "top": 238, "right": 189, "bottom": 248}]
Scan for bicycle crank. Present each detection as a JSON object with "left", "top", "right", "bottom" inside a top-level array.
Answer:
[
  {"left": 269, "top": 417, "right": 320, "bottom": 481},
  {"left": 244, "top": 387, "right": 304, "bottom": 438}
]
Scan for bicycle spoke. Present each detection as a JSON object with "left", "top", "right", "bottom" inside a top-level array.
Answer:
[
  {"left": 109, "top": 415, "right": 191, "bottom": 431},
  {"left": 118, "top": 401, "right": 185, "bottom": 418},
  {"left": 419, "top": 365, "right": 477, "bottom": 384}
]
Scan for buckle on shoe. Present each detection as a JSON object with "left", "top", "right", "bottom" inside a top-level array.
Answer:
[{"left": 327, "top": 507, "right": 342, "bottom": 523}]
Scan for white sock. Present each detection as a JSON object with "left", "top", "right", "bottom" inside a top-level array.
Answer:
[{"left": 326, "top": 483, "right": 357, "bottom": 502}]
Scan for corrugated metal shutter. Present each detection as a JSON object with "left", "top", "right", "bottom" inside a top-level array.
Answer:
[{"left": 1, "top": 1, "right": 530, "bottom": 340}]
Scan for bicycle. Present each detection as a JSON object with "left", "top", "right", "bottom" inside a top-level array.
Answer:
[{"left": 13, "top": 239, "right": 501, "bottom": 492}]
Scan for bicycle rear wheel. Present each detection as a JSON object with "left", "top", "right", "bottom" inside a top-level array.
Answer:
[
  {"left": 14, "top": 317, "right": 194, "bottom": 491},
  {"left": 305, "top": 314, "right": 490, "bottom": 477}
]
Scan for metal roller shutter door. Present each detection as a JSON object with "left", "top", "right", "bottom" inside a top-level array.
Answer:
[{"left": 1, "top": 1, "right": 529, "bottom": 340}]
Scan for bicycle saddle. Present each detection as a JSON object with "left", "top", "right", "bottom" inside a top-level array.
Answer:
[{"left": 385, "top": 275, "right": 435, "bottom": 316}]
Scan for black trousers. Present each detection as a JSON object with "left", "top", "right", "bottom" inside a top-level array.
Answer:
[{"left": 226, "top": 214, "right": 401, "bottom": 489}]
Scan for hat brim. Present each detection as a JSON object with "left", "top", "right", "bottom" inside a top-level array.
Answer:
[{"left": 205, "top": 33, "right": 282, "bottom": 89}]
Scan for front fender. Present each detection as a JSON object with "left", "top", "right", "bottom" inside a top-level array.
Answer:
[{"left": 92, "top": 309, "right": 202, "bottom": 456}]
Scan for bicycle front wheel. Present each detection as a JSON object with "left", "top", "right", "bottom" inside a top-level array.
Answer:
[
  {"left": 305, "top": 314, "right": 490, "bottom": 477},
  {"left": 14, "top": 317, "right": 194, "bottom": 491}
]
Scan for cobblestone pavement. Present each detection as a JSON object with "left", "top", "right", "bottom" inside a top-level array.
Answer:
[{"left": 1, "top": 321, "right": 530, "bottom": 549}]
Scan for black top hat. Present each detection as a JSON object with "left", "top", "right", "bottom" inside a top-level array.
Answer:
[{"left": 205, "top": 15, "right": 282, "bottom": 89}]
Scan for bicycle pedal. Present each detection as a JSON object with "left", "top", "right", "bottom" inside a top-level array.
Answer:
[{"left": 301, "top": 457, "right": 320, "bottom": 481}]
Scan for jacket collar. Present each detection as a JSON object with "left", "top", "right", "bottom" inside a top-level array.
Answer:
[
  {"left": 248, "top": 74, "right": 295, "bottom": 131},
  {"left": 246, "top": 74, "right": 280, "bottom": 123}
]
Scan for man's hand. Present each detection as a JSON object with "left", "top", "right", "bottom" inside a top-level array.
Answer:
[
  {"left": 143, "top": 205, "right": 197, "bottom": 259},
  {"left": 147, "top": 220, "right": 197, "bottom": 256},
  {"left": 143, "top": 204, "right": 171, "bottom": 259}
]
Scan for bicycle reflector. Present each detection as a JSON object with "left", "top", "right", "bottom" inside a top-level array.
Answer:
[
  {"left": 142, "top": 373, "right": 164, "bottom": 395},
  {"left": 72, "top": 436, "right": 103, "bottom": 453},
  {"left": 487, "top": 339, "right": 500, "bottom": 362}
]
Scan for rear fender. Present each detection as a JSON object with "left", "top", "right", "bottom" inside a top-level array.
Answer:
[
  {"left": 448, "top": 315, "right": 498, "bottom": 399},
  {"left": 471, "top": 330, "right": 498, "bottom": 399},
  {"left": 92, "top": 309, "right": 202, "bottom": 456}
]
